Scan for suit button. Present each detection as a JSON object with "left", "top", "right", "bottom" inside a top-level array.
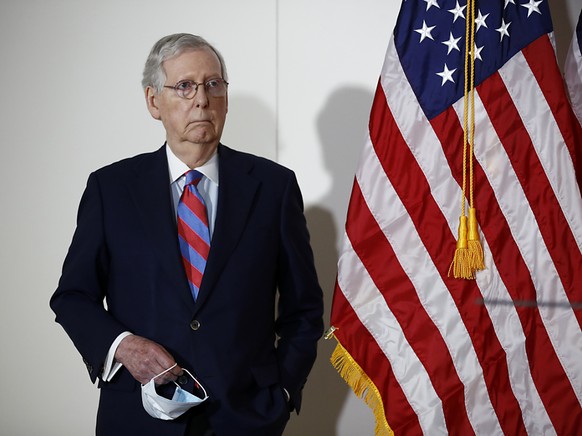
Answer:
[
  {"left": 177, "top": 375, "right": 188, "bottom": 385},
  {"left": 190, "top": 320, "right": 201, "bottom": 331}
]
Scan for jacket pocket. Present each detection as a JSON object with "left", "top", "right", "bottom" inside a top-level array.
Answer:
[{"left": 98, "top": 369, "right": 138, "bottom": 392}]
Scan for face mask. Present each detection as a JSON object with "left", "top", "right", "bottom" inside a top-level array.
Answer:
[{"left": 141, "top": 364, "right": 208, "bottom": 420}]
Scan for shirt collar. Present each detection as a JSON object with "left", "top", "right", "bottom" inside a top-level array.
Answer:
[{"left": 166, "top": 144, "right": 219, "bottom": 185}]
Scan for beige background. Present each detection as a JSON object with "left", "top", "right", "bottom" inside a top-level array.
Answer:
[{"left": 0, "top": 0, "right": 578, "bottom": 434}]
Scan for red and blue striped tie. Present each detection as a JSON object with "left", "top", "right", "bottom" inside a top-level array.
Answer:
[{"left": 177, "top": 170, "right": 210, "bottom": 301}]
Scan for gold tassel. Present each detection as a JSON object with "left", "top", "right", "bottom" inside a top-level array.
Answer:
[
  {"left": 467, "top": 207, "right": 485, "bottom": 271},
  {"left": 449, "top": 0, "right": 486, "bottom": 280},
  {"left": 448, "top": 215, "right": 474, "bottom": 279},
  {"left": 330, "top": 339, "right": 393, "bottom": 436}
]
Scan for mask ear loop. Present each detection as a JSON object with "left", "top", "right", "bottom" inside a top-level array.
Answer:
[
  {"left": 145, "top": 363, "right": 209, "bottom": 400},
  {"left": 144, "top": 363, "right": 179, "bottom": 386},
  {"left": 177, "top": 368, "right": 209, "bottom": 400}
]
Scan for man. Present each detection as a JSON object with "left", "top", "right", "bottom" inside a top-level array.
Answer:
[{"left": 50, "top": 33, "right": 324, "bottom": 436}]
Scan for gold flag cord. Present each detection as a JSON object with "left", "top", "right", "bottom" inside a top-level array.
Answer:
[{"left": 449, "top": 0, "right": 485, "bottom": 279}]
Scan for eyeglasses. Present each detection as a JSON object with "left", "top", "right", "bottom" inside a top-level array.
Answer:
[{"left": 163, "top": 78, "right": 229, "bottom": 99}]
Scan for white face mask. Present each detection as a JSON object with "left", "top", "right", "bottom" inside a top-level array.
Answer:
[{"left": 141, "top": 364, "right": 208, "bottom": 420}]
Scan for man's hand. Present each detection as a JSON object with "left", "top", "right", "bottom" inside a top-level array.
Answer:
[{"left": 115, "top": 335, "right": 182, "bottom": 385}]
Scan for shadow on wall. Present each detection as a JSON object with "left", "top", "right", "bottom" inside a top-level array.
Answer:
[{"left": 285, "top": 86, "right": 375, "bottom": 435}]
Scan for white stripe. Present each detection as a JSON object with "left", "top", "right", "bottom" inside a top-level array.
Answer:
[
  {"left": 380, "top": 43, "right": 459, "bottom": 239},
  {"left": 357, "top": 129, "right": 502, "bottom": 435},
  {"left": 477, "top": 239, "right": 556, "bottom": 435},
  {"left": 453, "top": 86, "right": 582, "bottom": 406},
  {"left": 337, "top": 232, "right": 447, "bottom": 435},
  {"left": 498, "top": 49, "right": 582, "bottom": 252}
]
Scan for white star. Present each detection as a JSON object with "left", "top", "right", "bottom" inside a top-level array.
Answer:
[
  {"left": 415, "top": 20, "right": 436, "bottom": 43},
  {"left": 475, "top": 10, "right": 490, "bottom": 32},
  {"left": 472, "top": 44, "right": 484, "bottom": 61},
  {"left": 424, "top": 0, "right": 440, "bottom": 11},
  {"left": 437, "top": 64, "right": 457, "bottom": 85},
  {"left": 496, "top": 19, "right": 511, "bottom": 41},
  {"left": 505, "top": 0, "right": 515, "bottom": 7},
  {"left": 442, "top": 32, "right": 462, "bottom": 54},
  {"left": 521, "top": 0, "right": 543, "bottom": 17},
  {"left": 448, "top": 1, "right": 466, "bottom": 22}
]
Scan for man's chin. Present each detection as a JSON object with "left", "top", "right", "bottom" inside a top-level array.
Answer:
[{"left": 186, "top": 126, "right": 217, "bottom": 142}]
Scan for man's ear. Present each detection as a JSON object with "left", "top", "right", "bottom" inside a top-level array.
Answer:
[{"left": 145, "top": 86, "right": 161, "bottom": 120}]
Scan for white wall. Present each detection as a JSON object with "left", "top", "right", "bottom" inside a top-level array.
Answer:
[{"left": 0, "top": 1, "right": 577, "bottom": 435}]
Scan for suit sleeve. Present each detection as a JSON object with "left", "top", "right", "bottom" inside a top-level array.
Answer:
[
  {"left": 50, "top": 173, "right": 128, "bottom": 382},
  {"left": 275, "top": 172, "right": 324, "bottom": 413}
]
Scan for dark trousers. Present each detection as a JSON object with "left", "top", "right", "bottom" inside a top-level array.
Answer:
[{"left": 186, "top": 409, "right": 214, "bottom": 436}]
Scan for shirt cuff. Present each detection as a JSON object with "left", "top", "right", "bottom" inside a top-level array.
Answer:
[{"left": 101, "top": 331, "right": 133, "bottom": 382}]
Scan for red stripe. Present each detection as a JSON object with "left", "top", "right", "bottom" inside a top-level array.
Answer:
[
  {"left": 479, "top": 70, "right": 582, "bottom": 328},
  {"left": 183, "top": 189, "right": 209, "bottom": 226},
  {"left": 348, "top": 185, "right": 474, "bottom": 433},
  {"left": 523, "top": 35, "right": 582, "bottom": 190},
  {"left": 331, "top": 280, "right": 423, "bottom": 434},
  {"left": 368, "top": 82, "right": 526, "bottom": 434},
  {"left": 177, "top": 217, "right": 210, "bottom": 258},
  {"left": 432, "top": 98, "right": 582, "bottom": 434}
]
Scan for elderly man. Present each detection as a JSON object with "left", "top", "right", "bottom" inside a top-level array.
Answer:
[{"left": 50, "top": 33, "right": 324, "bottom": 436}]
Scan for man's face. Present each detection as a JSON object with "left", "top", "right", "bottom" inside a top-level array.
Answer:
[{"left": 146, "top": 48, "right": 228, "bottom": 156}]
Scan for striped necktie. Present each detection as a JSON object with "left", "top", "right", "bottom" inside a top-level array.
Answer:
[{"left": 177, "top": 170, "right": 210, "bottom": 301}]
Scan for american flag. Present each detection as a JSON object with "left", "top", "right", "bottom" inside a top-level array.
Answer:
[
  {"left": 330, "top": 0, "right": 582, "bottom": 434},
  {"left": 565, "top": 8, "right": 582, "bottom": 126}
]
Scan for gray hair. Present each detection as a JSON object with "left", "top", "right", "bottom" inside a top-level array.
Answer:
[{"left": 142, "top": 33, "right": 228, "bottom": 93}]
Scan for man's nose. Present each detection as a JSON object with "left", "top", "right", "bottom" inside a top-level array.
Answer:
[{"left": 193, "top": 85, "right": 209, "bottom": 108}]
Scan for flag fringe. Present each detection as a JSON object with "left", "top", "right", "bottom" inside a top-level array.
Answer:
[{"left": 330, "top": 338, "right": 393, "bottom": 436}]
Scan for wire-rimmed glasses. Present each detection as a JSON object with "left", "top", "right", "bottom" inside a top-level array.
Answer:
[{"left": 163, "top": 78, "right": 229, "bottom": 99}]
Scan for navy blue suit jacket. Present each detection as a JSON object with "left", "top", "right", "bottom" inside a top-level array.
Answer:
[{"left": 50, "top": 144, "right": 324, "bottom": 435}]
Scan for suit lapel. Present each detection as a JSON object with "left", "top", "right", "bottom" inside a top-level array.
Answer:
[
  {"left": 194, "top": 144, "right": 259, "bottom": 311},
  {"left": 128, "top": 146, "right": 195, "bottom": 311}
]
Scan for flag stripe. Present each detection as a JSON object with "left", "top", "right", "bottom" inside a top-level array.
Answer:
[
  {"left": 477, "top": 239, "right": 556, "bottom": 436},
  {"left": 526, "top": 35, "right": 582, "bottom": 190},
  {"left": 339, "top": 214, "right": 449, "bottom": 434},
  {"left": 466, "top": 79, "right": 582, "bottom": 406},
  {"left": 375, "top": 50, "right": 524, "bottom": 434},
  {"left": 482, "top": 64, "right": 582, "bottom": 327},
  {"left": 331, "top": 282, "right": 422, "bottom": 434},
  {"left": 346, "top": 186, "right": 471, "bottom": 433},
  {"left": 485, "top": 66, "right": 582, "bottom": 323},
  {"left": 433, "top": 106, "right": 575, "bottom": 434},
  {"left": 436, "top": 88, "right": 582, "bottom": 435},
  {"left": 433, "top": 94, "right": 581, "bottom": 434},
  {"left": 501, "top": 37, "right": 582, "bottom": 258}
]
